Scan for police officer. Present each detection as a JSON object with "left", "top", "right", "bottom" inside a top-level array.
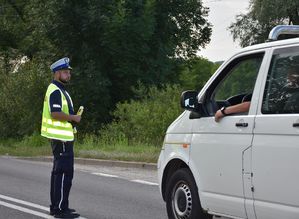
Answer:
[{"left": 41, "top": 57, "right": 80, "bottom": 218}]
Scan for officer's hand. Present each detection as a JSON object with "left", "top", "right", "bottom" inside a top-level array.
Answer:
[{"left": 71, "top": 115, "right": 81, "bottom": 123}]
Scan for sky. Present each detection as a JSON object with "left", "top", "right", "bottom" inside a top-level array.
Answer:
[{"left": 197, "top": 0, "right": 250, "bottom": 62}]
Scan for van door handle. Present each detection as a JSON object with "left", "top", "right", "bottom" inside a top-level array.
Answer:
[
  {"left": 293, "top": 123, "right": 299, "bottom": 127},
  {"left": 236, "top": 122, "right": 248, "bottom": 127}
]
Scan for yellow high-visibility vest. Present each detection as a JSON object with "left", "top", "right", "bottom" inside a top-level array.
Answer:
[{"left": 41, "top": 83, "right": 74, "bottom": 141}]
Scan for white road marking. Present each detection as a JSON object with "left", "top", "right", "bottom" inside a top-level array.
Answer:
[
  {"left": 0, "top": 194, "right": 48, "bottom": 211},
  {"left": 0, "top": 200, "right": 52, "bottom": 218},
  {"left": 92, "top": 172, "right": 119, "bottom": 178},
  {"left": 0, "top": 194, "right": 87, "bottom": 219},
  {"left": 91, "top": 172, "right": 159, "bottom": 186},
  {"left": 131, "top": 180, "right": 158, "bottom": 186}
]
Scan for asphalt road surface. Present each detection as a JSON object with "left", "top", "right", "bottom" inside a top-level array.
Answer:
[
  {"left": 0, "top": 156, "right": 167, "bottom": 219},
  {"left": 0, "top": 156, "right": 229, "bottom": 219}
]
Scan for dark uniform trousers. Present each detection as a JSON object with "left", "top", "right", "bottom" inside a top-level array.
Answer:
[{"left": 50, "top": 140, "right": 74, "bottom": 213}]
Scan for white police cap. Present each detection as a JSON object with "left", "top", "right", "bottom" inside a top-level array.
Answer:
[{"left": 50, "top": 57, "right": 72, "bottom": 73}]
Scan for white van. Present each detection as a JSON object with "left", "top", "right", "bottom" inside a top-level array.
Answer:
[{"left": 157, "top": 25, "right": 299, "bottom": 219}]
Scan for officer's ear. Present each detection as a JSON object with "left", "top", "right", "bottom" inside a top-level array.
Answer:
[{"left": 53, "top": 70, "right": 60, "bottom": 79}]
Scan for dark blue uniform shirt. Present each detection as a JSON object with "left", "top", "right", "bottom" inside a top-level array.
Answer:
[{"left": 49, "top": 80, "right": 74, "bottom": 115}]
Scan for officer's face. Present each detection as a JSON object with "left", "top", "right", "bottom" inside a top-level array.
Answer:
[{"left": 58, "top": 69, "right": 71, "bottom": 84}]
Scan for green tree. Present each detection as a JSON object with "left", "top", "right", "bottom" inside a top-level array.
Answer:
[
  {"left": 179, "top": 57, "right": 219, "bottom": 91},
  {"left": 229, "top": 0, "right": 299, "bottom": 47},
  {"left": 0, "top": 0, "right": 212, "bottom": 134},
  {"left": 0, "top": 0, "right": 57, "bottom": 62}
]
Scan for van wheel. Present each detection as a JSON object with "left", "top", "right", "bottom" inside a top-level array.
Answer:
[{"left": 166, "top": 168, "right": 211, "bottom": 219}]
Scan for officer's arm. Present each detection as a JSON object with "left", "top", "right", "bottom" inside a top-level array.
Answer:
[
  {"left": 49, "top": 90, "right": 81, "bottom": 123},
  {"left": 51, "top": 112, "right": 81, "bottom": 123}
]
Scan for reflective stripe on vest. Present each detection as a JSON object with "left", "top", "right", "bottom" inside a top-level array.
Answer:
[{"left": 41, "top": 83, "right": 74, "bottom": 141}]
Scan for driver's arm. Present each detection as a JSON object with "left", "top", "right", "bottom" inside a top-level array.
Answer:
[{"left": 215, "top": 101, "right": 251, "bottom": 122}]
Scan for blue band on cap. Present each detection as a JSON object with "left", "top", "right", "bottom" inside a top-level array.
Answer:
[
  {"left": 52, "top": 63, "right": 71, "bottom": 72},
  {"left": 50, "top": 57, "right": 72, "bottom": 73}
]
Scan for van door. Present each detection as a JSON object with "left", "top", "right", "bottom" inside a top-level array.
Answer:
[
  {"left": 253, "top": 45, "right": 299, "bottom": 219},
  {"left": 190, "top": 53, "right": 265, "bottom": 218}
]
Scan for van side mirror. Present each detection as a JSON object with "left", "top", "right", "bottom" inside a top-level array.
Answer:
[{"left": 180, "top": 91, "right": 199, "bottom": 111}]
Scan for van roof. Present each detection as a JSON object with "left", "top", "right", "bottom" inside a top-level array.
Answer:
[{"left": 238, "top": 37, "right": 299, "bottom": 54}]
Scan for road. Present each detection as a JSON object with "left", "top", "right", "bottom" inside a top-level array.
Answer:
[
  {"left": 0, "top": 156, "right": 228, "bottom": 219},
  {"left": 0, "top": 156, "right": 167, "bottom": 219}
]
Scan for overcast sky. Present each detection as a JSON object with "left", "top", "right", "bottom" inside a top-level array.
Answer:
[{"left": 197, "top": 0, "right": 250, "bottom": 62}]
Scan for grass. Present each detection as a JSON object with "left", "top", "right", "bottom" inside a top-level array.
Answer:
[{"left": 0, "top": 134, "right": 161, "bottom": 163}]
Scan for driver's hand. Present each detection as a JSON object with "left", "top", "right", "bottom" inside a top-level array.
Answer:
[{"left": 215, "top": 110, "right": 224, "bottom": 122}]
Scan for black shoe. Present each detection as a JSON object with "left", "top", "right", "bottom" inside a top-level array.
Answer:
[
  {"left": 54, "top": 212, "right": 80, "bottom": 218},
  {"left": 50, "top": 208, "right": 76, "bottom": 216},
  {"left": 65, "top": 208, "right": 76, "bottom": 213}
]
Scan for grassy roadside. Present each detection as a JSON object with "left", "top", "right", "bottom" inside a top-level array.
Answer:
[{"left": 0, "top": 134, "right": 161, "bottom": 163}]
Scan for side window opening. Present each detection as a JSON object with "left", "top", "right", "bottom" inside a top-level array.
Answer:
[
  {"left": 204, "top": 54, "right": 264, "bottom": 116},
  {"left": 262, "top": 46, "right": 299, "bottom": 114},
  {"left": 214, "top": 59, "right": 261, "bottom": 101}
]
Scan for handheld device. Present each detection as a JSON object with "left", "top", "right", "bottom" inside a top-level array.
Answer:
[
  {"left": 73, "top": 106, "right": 84, "bottom": 134},
  {"left": 77, "top": 106, "right": 84, "bottom": 116}
]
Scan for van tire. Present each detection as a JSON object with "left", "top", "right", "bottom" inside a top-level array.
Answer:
[{"left": 165, "top": 168, "right": 211, "bottom": 219}]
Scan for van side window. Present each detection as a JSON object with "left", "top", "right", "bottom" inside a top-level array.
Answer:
[
  {"left": 205, "top": 54, "right": 264, "bottom": 116},
  {"left": 262, "top": 47, "right": 299, "bottom": 114}
]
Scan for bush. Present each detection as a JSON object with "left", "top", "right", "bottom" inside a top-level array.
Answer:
[
  {"left": 0, "top": 59, "right": 51, "bottom": 138},
  {"left": 18, "top": 132, "right": 49, "bottom": 148},
  {"left": 100, "top": 84, "right": 183, "bottom": 146}
]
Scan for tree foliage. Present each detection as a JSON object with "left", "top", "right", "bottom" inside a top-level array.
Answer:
[
  {"left": 0, "top": 0, "right": 212, "bottom": 137},
  {"left": 100, "top": 84, "right": 183, "bottom": 146},
  {"left": 179, "top": 57, "right": 219, "bottom": 91},
  {"left": 229, "top": 0, "right": 299, "bottom": 47},
  {"left": 0, "top": 60, "right": 50, "bottom": 138}
]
